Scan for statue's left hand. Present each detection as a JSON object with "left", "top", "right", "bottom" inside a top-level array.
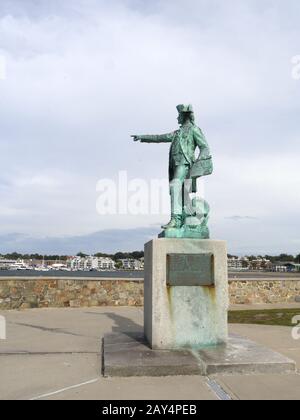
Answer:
[{"left": 131, "top": 135, "right": 142, "bottom": 142}]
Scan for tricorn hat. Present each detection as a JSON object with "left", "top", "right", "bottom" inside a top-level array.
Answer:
[{"left": 176, "top": 104, "right": 193, "bottom": 114}]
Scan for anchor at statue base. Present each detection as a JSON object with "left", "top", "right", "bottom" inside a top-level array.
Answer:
[{"left": 159, "top": 197, "right": 210, "bottom": 239}]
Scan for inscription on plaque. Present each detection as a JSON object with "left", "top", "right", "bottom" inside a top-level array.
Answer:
[{"left": 167, "top": 253, "right": 214, "bottom": 287}]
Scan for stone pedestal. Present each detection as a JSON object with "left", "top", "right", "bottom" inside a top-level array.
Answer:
[
  {"left": 103, "top": 332, "right": 296, "bottom": 377},
  {"left": 144, "top": 239, "right": 228, "bottom": 350},
  {"left": 102, "top": 238, "right": 296, "bottom": 377}
]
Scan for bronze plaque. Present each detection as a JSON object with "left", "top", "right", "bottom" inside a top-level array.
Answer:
[{"left": 167, "top": 253, "right": 214, "bottom": 286}]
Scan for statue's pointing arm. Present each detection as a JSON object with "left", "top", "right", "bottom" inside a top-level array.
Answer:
[
  {"left": 193, "top": 127, "right": 211, "bottom": 159},
  {"left": 133, "top": 132, "right": 175, "bottom": 143}
]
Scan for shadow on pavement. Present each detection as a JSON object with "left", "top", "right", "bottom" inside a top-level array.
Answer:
[{"left": 85, "top": 311, "right": 144, "bottom": 343}]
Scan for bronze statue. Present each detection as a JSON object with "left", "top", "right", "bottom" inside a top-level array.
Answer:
[{"left": 132, "top": 104, "right": 213, "bottom": 239}]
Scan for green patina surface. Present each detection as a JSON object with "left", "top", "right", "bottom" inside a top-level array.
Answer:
[{"left": 132, "top": 104, "right": 213, "bottom": 239}]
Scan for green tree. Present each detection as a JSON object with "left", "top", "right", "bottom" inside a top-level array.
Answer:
[
  {"left": 114, "top": 252, "right": 129, "bottom": 260},
  {"left": 241, "top": 260, "right": 249, "bottom": 269},
  {"left": 115, "top": 261, "right": 123, "bottom": 269},
  {"left": 278, "top": 254, "right": 295, "bottom": 262},
  {"left": 94, "top": 252, "right": 109, "bottom": 258},
  {"left": 77, "top": 252, "right": 87, "bottom": 258},
  {"left": 131, "top": 251, "right": 144, "bottom": 259},
  {"left": 4, "top": 252, "right": 23, "bottom": 260}
]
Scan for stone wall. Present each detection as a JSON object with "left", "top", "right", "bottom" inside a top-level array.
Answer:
[
  {"left": 0, "top": 277, "right": 299, "bottom": 310},
  {"left": 0, "top": 278, "right": 144, "bottom": 310},
  {"left": 229, "top": 279, "right": 300, "bottom": 305}
]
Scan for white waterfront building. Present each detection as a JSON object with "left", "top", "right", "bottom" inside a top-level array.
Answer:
[
  {"left": 0, "top": 259, "right": 17, "bottom": 270},
  {"left": 69, "top": 256, "right": 115, "bottom": 271},
  {"left": 120, "top": 259, "right": 143, "bottom": 270},
  {"left": 227, "top": 257, "right": 250, "bottom": 271},
  {"left": 95, "top": 257, "right": 116, "bottom": 270}
]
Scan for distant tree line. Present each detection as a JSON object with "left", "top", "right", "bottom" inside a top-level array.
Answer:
[
  {"left": 228, "top": 254, "right": 300, "bottom": 263},
  {"left": 0, "top": 251, "right": 145, "bottom": 261},
  {"left": 78, "top": 251, "right": 144, "bottom": 261},
  {"left": 1, "top": 252, "right": 299, "bottom": 263},
  {"left": 0, "top": 253, "right": 69, "bottom": 261}
]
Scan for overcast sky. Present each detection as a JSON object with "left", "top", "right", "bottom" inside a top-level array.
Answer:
[{"left": 0, "top": 0, "right": 299, "bottom": 255}]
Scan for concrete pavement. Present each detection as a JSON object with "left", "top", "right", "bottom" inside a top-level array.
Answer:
[{"left": 0, "top": 306, "right": 299, "bottom": 400}]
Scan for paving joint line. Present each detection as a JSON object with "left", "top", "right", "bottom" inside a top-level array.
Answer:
[
  {"left": 206, "top": 378, "right": 234, "bottom": 400},
  {"left": 29, "top": 378, "right": 100, "bottom": 400}
]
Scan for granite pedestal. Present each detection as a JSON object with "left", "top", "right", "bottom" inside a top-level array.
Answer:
[{"left": 144, "top": 239, "right": 228, "bottom": 349}]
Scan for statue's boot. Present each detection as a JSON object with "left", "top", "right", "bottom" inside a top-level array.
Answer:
[{"left": 162, "top": 215, "right": 182, "bottom": 230}]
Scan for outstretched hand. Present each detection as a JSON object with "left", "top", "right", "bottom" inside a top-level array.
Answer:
[{"left": 131, "top": 135, "right": 142, "bottom": 142}]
